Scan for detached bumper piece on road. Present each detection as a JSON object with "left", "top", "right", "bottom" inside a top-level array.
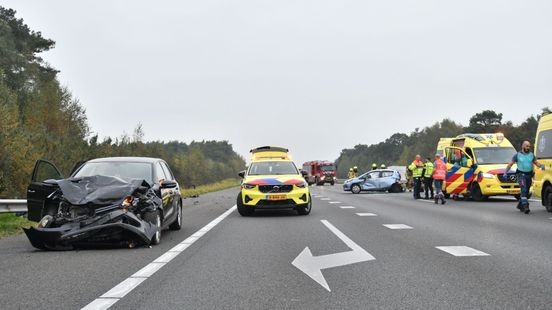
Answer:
[{"left": 24, "top": 176, "right": 162, "bottom": 250}]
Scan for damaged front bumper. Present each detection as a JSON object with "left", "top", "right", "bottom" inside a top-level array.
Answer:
[{"left": 23, "top": 209, "right": 157, "bottom": 250}]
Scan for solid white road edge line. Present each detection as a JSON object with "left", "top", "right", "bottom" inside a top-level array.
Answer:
[{"left": 81, "top": 205, "right": 237, "bottom": 310}]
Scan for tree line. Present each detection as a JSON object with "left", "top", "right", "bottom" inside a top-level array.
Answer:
[
  {"left": 0, "top": 7, "right": 245, "bottom": 198},
  {"left": 335, "top": 109, "right": 550, "bottom": 178}
]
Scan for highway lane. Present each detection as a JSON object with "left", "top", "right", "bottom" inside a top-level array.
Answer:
[
  {"left": 2, "top": 185, "right": 552, "bottom": 309},
  {"left": 112, "top": 186, "right": 552, "bottom": 309},
  {"left": 0, "top": 189, "right": 237, "bottom": 310}
]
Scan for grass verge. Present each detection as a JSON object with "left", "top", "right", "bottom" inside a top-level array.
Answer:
[
  {"left": 0, "top": 213, "right": 35, "bottom": 239},
  {"left": 181, "top": 178, "right": 241, "bottom": 198}
]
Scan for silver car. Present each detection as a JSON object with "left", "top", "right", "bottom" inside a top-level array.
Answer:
[{"left": 343, "top": 169, "right": 403, "bottom": 194}]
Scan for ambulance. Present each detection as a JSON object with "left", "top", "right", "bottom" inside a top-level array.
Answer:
[
  {"left": 533, "top": 112, "right": 552, "bottom": 212},
  {"left": 441, "top": 133, "right": 520, "bottom": 201}
]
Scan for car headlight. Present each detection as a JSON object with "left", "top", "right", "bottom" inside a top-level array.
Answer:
[
  {"left": 296, "top": 182, "right": 308, "bottom": 188},
  {"left": 242, "top": 183, "right": 256, "bottom": 189},
  {"left": 481, "top": 173, "right": 495, "bottom": 179}
]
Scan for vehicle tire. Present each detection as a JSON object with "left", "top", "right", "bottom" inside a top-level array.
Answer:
[
  {"left": 237, "top": 194, "right": 255, "bottom": 216},
  {"left": 169, "top": 202, "right": 183, "bottom": 230},
  {"left": 388, "top": 183, "right": 402, "bottom": 193},
  {"left": 144, "top": 210, "right": 162, "bottom": 245},
  {"left": 470, "top": 183, "right": 487, "bottom": 201},
  {"left": 444, "top": 192, "right": 450, "bottom": 199},
  {"left": 330, "top": 181, "right": 335, "bottom": 186},
  {"left": 543, "top": 185, "right": 552, "bottom": 212},
  {"left": 297, "top": 195, "right": 312, "bottom": 215},
  {"left": 351, "top": 184, "right": 362, "bottom": 194}
]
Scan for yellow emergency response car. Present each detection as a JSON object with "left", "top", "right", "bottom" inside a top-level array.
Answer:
[
  {"left": 533, "top": 112, "right": 552, "bottom": 212},
  {"left": 441, "top": 133, "right": 520, "bottom": 201},
  {"left": 436, "top": 138, "right": 452, "bottom": 157},
  {"left": 237, "top": 146, "right": 311, "bottom": 216}
]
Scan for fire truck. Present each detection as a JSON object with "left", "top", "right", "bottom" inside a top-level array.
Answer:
[{"left": 302, "top": 160, "right": 337, "bottom": 186}]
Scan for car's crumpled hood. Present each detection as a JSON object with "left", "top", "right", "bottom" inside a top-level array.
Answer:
[
  {"left": 56, "top": 175, "right": 151, "bottom": 206},
  {"left": 243, "top": 175, "right": 305, "bottom": 186}
]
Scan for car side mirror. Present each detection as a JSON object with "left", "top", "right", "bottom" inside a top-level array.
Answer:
[
  {"left": 238, "top": 170, "right": 245, "bottom": 178},
  {"left": 300, "top": 170, "right": 308, "bottom": 177},
  {"left": 160, "top": 180, "right": 177, "bottom": 189}
]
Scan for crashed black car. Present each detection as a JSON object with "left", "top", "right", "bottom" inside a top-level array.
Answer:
[{"left": 24, "top": 157, "right": 183, "bottom": 250}]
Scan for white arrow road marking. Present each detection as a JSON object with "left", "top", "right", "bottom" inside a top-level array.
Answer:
[{"left": 291, "top": 220, "right": 375, "bottom": 292}]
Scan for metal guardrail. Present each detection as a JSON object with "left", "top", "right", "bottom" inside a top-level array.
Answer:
[{"left": 0, "top": 199, "right": 28, "bottom": 213}]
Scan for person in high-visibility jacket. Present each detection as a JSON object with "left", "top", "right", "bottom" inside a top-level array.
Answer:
[
  {"left": 372, "top": 163, "right": 377, "bottom": 170},
  {"left": 347, "top": 168, "right": 355, "bottom": 179},
  {"left": 433, "top": 153, "right": 447, "bottom": 205},
  {"left": 380, "top": 164, "right": 386, "bottom": 169},
  {"left": 423, "top": 157, "right": 434, "bottom": 199},
  {"left": 408, "top": 155, "right": 425, "bottom": 199},
  {"left": 353, "top": 166, "right": 359, "bottom": 178}
]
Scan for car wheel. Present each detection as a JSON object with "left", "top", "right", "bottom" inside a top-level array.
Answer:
[
  {"left": 351, "top": 184, "right": 362, "bottom": 194},
  {"left": 169, "top": 203, "right": 182, "bottom": 230},
  {"left": 470, "top": 183, "right": 487, "bottom": 201},
  {"left": 144, "top": 210, "right": 162, "bottom": 245},
  {"left": 297, "top": 195, "right": 312, "bottom": 215},
  {"left": 237, "top": 194, "right": 255, "bottom": 216},
  {"left": 330, "top": 181, "right": 335, "bottom": 186},
  {"left": 543, "top": 185, "right": 552, "bottom": 212},
  {"left": 388, "top": 183, "right": 402, "bottom": 193}
]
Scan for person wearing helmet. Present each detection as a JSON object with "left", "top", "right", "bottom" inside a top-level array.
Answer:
[
  {"left": 348, "top": 168, "right": 355, "bottom": 179},
  {"left": 380, "top": 164, "right": 386, "bottom": 169},
  {"left": 353, "top": 166, "right": 359, "bottom": 178},
  {"left": 372, "top": 163, "right": 377, "bottom": 170}
]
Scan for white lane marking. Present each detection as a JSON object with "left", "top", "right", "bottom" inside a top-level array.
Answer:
[
  {"left": 81, "top": 205, "right": 237, "bottom": 310},
  {"left": 100, "top": 277, "right": 147, "bottom": 298},
  {"left": 356, "top": 213, "right": 377, "bottom": 216},
  {"left": 417, "top": 199, "right": 437, "bottom": 204},
  {"left": 436, "top": 246, "right": 490, "bottom": 257},
  {"left": 132, "top": 262, "right": 165, "bottom": 278},
  {"left": 81, "top": 298, "right": 118, "bottom": 310},
  {"left": 383, "top": 224, "right": 413, "bottom": 229},
  {"left": 328, "top": 201, "right": 342, "bottom": 204},
  {"left": 320, "top": 198, "right": 331, "bottom": 201},
  {"left": 340, "top": 206, "right": 356, "bottom": 209},
  {"left": 292, "top": 220, "right": 375, "bottom": 292}
]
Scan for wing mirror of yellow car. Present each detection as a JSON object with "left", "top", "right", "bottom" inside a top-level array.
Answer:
[{"left": 238, "top": 170, "right": 246, "bottom": 178}]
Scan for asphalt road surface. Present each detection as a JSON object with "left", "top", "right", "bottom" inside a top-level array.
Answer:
[{"left": 1, "top": 186, "right": 552, "bottom": 309}]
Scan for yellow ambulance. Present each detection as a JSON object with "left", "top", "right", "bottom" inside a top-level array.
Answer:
[
  {"left": 533, "top": 112, "right": 552, "bottom": 212},
  {"left": 441, "top": 133, "right": 520, "bottom": 201}
]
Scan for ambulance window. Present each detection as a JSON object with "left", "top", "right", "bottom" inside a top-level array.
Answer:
[{"left": 536, "top": 130, "right": 552, "bottom": 159}]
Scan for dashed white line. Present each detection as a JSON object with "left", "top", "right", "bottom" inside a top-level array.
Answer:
[
  {"left": 356, "top": 213, "right": 377, "bottom": 217},
  {"left": 328, "top": 201, "right": 342, "bottom": 204},
  {"left": 340, "top": 206, "right": 356, "bottom": 209},
  {"left": 436, "top": 246, "right": 490, "bottom": 257},
  {"left": 81, "top": 205, "right": 237, "bottom": 310},
  {"left": 383, "top": 224, "right": 413, "bottom": 229},
  {"left": 320, "top": 198, "right": 331, "bottom": 201}
]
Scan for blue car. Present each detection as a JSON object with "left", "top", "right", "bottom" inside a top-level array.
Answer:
[{"left": 343, "top": 169, "right": 403, "bottom": 194}]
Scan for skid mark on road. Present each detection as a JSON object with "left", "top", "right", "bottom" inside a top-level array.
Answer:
[
  {"left": 81, "top": 206, "right": 237, "bottom": 310},
  {"left": 436, "top": 246, "right": 490, "bottom": 257}
]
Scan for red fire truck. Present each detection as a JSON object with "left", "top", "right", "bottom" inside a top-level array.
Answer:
[{"left": 302, "top": 160, "right": 337, "bottom": 186}]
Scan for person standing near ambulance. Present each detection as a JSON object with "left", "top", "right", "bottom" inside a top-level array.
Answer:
[
  {"left": 433, "top": 153, "right": 447, "bottom": 205},
  {"left": 408, "top": 155, "right": 425, "bottom": 199},
  {"left": 423, "top": 157, "right": 434, "bottom": 199},
  {"left": 504, "top": 141, "right": 545, "bottom": 214}
]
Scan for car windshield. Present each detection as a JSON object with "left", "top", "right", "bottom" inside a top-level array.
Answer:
[
  {"left": 248, "top": 161, "right": 298, "bottom": 175},
  {"left": 320, "top": 165, "right": 335, "bottom": 171},
  {"left": 473, "top": 147, "right": 516, "bottom": 165},
  {"left": 73, "top": 162, "right": 153, "bottom": 184}
]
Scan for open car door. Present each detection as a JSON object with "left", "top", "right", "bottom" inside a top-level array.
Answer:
[
  {"left": 444, "top": 147, "right": 475, "bottom": 196},
  {"left": 27, "top": 160, "right": 63, "bottom": 222}
]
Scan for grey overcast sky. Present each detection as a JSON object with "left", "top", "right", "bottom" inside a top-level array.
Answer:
[{"left": 4, "top": 0, "right": 551, "bottom": 165}]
